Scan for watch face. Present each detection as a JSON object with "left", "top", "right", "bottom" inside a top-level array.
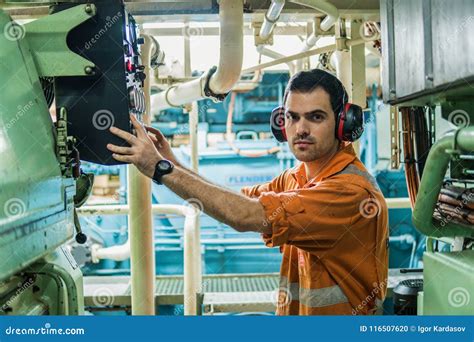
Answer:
[{"left": 157, "top": 160, "right": 171, "bottom": 171}]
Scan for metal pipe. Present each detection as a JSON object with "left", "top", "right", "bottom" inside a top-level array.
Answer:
[
  {"left": 188, "top": 101, "right": 202, "bottom": 295},
  {"left": 128, "top": 35, "right": 155, "bottom": 315},
  {"left": 290, "top": 0, "right": 338, "bottom": 31},
  {"left": 79, "top": 196, "right": 412, "bottom": 217},
  {"left": 385, "top": 198, "right": 412, "bottom": 209},
  {"left": 289, "top": 0, "right": 339, "bottom": 72},
  {"left": 152, "top": 0, "right": 243, "bottom": 111},
  {"left": 259, "top": 0, "right": 285, "bottom": 41},
  {"left": 243, "top": 43, "right": 336, "bottom": 74},
  {"left": 295, "top": 33, "right": 319, "bottom": 72},
  {"left": 85, "top": 204, "right": 201, "bottom": 315},
  {"left": 412, "top": 127, "right": 474, "bottom": 238},
  {"left": 256, "top": 44, "right": 295, "bottom": 75},
  {"left": 243, "top": 38, "right": 370, "bottom": 74},
  {"left": 332, "top": 49, "right": 351, "bottom": 96}
]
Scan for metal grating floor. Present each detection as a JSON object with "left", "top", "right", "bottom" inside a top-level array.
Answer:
[
  {"left": 83, "top": 269, "right": 422, "bottom": 314},
  {"left": 83, "top": 273, "right": 280, "bottom": 312}
]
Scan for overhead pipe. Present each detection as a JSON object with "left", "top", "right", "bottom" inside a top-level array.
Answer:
[
  {"left": 295, "top": 31, "right": 319, "bottom": 72},
  {"left": 243, "top": 43, "right": 336, "bottom": 74},
  {"left": 82, "top": 204, "right": 202, "bottom": 315},
  {"left": 289, "top": 0, "right": 339, "bottom": 72},
  {"left": 256, "top": 44, "right": 296, "bottom": 75},
  {"left": 290, "top": 0, "right": 338, "bottom": 31},
  {"left": 152, "top": 0, "right": 243, "bottom": 111},
  {"left": 244, "top": 37, "right": 372, "bottom": 75},
  {"left": 259, "top": 0, "right": 285, "bottom": 41},
  {"left": 412, "top": 127, "right": 474, "bottom": 238}
]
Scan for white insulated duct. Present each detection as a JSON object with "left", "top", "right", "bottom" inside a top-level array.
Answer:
[{"left": 152, "top": 0, "right": 243, "bottom": 111}]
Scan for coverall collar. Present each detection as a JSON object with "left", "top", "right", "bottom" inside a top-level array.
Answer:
[{"left": 290, "top": 142, "right": 356, "bottom": 187}]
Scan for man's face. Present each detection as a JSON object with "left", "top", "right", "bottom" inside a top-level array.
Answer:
[{"left": 284, "top": 88, "right": 339, "bottom": 162}]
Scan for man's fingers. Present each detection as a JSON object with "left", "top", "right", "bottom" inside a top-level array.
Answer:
[
  {"left": 145, "top": 125, "right": 165, "bottom": 140},
  {"left": 110, "top": 126, "right": 136, "bottom": 144},
  {"left": 107, "top": 144, "right": 134, "bottom": 155},
  {"left": 130, "top": 114, "right": 146, "bottom": 138},
  {"left": 112, "top": 153, "right": 133, "bottom": 163}
]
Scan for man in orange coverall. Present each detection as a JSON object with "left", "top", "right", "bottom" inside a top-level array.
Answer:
[{"left": 107, "top": 69, "right": 389, "bottom": 315}]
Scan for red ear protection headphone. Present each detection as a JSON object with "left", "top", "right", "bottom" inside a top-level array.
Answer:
[{"left": 270, "top": 91, "right": 364, "bottom": 143}]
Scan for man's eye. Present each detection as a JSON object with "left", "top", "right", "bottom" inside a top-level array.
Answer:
[
  {"left": 311, "top": 114, "right": 323, "bottom": 121},
  {"left": 285, "top": 113, "right": 297, "bottom": 120}
]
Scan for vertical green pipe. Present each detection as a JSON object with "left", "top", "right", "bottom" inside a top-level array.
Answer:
[{"left": 412, "top": 127, "right": 474, "bottom": 238}]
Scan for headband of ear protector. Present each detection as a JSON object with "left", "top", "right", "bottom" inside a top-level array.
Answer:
[{"left": 270, "top": 87, "right": 364, "bottom": 143}]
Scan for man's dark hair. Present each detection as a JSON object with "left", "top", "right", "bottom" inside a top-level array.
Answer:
[{"left": 283, "top": 69, "right": 348, "bottom": 116}]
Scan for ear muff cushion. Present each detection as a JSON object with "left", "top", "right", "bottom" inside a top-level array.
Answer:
[
  {"left": 270, "top": 106, "right": 287, "bottom": 142},
  {"left": 338, "top": 103, "right": 364, "bottom": 142}
]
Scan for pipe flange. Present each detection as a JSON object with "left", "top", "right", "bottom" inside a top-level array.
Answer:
[{"left": 203, "top": 65, "right": 230, "bottom": 102}]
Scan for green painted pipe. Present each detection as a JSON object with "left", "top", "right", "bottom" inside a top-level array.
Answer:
[{"left": 412, "top": 126, "right": 474, "bottom": 238}]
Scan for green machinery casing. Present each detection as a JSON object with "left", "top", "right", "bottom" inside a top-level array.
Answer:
[
  {"left": 0, "top": 9, "right": 83, "bottom": 315},
  {"left": 381, "top": 0, "right": 474, "bottom": 315}
]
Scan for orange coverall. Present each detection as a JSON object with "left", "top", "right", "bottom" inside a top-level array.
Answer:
[{"left": 241, "top": 142, "right": 389, "bottom": 315}]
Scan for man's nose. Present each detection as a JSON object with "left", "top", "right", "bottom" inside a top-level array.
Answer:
[{"left": 295, "top": 118, "right": 310, "bottom": 137}]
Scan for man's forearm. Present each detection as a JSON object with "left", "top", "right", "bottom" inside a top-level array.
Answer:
[
  {"left": 160, "top": 166, "right": 270, "bottom": 234},
  {"left": 175, "top": 162, "right": 216, "bottom": 187}
]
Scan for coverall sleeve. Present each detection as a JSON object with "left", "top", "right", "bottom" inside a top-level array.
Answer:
[
  {"left": 258, "top": 180, "right": 371, "bottom": 254},
  {"left": 240, "top": 170, "right": 289, "bottom": 198}
]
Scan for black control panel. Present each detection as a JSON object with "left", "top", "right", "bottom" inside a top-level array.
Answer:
[{"left": 54, "top": 0, "right": 145, "bottom": 165}]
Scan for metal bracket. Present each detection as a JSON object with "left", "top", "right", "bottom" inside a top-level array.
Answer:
[
  {"left": 24, "top": 3, "right": 97, "bottom": 77},
  {"left": 335, "top": 18, "right": 349, "bottom": 51},
  {"left": 390, "top": 106, "right": 400, "bottom": 169},
  {"left": 252, "top": 21, "right": 273, "bottom": 46},
  {"left": 56, "top": 107, "right": 76, "bottom": 177},
  {"left": 312, "top": 17, "right": 334, "bottom": 37}
]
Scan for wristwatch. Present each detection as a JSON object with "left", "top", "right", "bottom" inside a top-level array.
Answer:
[{"left": 152, "top": 159, "right": 174, "bottom": 185}]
